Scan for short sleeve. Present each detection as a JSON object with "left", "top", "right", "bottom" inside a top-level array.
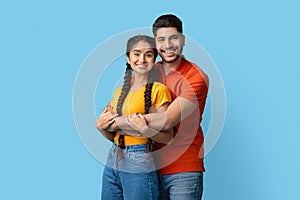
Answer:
[
  {"left": 179, "top": 68, "right": 209, "bottom": 104},
  {"left": 111, "top": 87, "right": 122, "bottom": 113},
  {"left": 151, "top": 82, "right": 172, "bottom": 109}
]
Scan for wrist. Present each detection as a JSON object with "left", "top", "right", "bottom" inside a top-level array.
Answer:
[
  {"left": 144, "top": 114, "right": 151, "bottom": 125},
  {"left": 113, "top": 117, "right": 121, "bottom": 130},
  {"left": 140, "top": 126, "right": 149, "bottom": 136},
  {"left": 141, "top": 126, "right": 158, "bottom": 138},
  {"left": 106, "top": 122, "right": 116, "bottom": 132}
]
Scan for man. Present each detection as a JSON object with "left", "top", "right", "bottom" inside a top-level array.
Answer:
[
  {"left": 99, "top": 14, "right": 209, "bottom": 199},
  {"left": 146, "top": 14, "right": 209, "bottom": 200}
]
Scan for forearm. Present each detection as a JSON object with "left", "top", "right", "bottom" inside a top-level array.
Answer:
[
  {"left": 145, "top": 97, "right": 197, "bottom": 131},
  {"left": 97, "top": 128, "right": 116, "bottom": 142},
  {"left": 141, "top": 126, "right": 173, "bottom": 144},
  {"left": 106, "top": 119, "right": 142, "bottom": 136},
  {"left": 144, "top": 112, "right": 170, "bottom": 131},
  {"left": 114, "top": 116, "right": 141, "bottom": 134}
]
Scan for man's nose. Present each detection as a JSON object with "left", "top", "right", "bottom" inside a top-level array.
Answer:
[{"left": 165, "top": 39, "right": 173, "bottom": 48}]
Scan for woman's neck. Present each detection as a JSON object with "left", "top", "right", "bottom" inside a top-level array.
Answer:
[{"left": 130, "top": 74, "right": 148, "bottom": 91}]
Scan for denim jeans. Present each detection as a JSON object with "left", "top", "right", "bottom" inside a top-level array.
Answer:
[
  {"left": 101, "top": 143, "right": 158, "bottom": 200},
  {"left": 158, "top": 172, "right": 203, "bottom": 200}
]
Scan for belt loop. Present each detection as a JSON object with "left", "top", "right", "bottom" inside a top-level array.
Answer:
[
  {"left": 146, "top": 139, "right": 153, "bottom": 152},
  {"left": 146, "top": 141, "right": 150, "bottom": 153},
  {"left": 158, "top": 173, "right": 162, "bottom": 182}
]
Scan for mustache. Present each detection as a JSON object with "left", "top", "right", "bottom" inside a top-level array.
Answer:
[{"left": 161, "top": 47, "right": 178, "bottom": 52}]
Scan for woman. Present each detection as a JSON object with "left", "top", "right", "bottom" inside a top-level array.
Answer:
[{"left": 96, "top": 35, "right": 173, "bottom": 200}]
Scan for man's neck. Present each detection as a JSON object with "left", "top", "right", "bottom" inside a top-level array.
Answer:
[{"left": 162, "top": 56, "right": 183, "bottom": 75}]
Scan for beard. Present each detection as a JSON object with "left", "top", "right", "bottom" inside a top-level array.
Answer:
[
  {"left": 159, "top": 46, "right": 183, "bottom": 64},
  {"left": 162, "top": 54, "right": 181, "bottom": 63}
]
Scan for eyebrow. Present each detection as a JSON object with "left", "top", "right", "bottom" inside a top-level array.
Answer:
[
  {"left": 132, "top": 49, "right": 142, "bottom": 52},
  {"left": 132, "top": 49, "right": 154, "bottom": 53},
  {"left": 157, "top": 34, "right": 180, "bottom": 38}
]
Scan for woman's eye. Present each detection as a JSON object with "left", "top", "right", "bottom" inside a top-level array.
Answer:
[{"left": 146, "top": 54, "right": 153, "bottom": 58}]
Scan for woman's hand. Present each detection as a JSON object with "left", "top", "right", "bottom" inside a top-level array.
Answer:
[{"left": 96, "top": 106, "right": 118, "bottom": 130}]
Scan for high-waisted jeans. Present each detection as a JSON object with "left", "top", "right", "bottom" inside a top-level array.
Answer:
[{"left": 101, "top": 143, "right": 158, "bottom": 200}]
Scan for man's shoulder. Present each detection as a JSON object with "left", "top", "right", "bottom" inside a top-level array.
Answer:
[{"left": 182, "top": 58, "right": 209, "bottom": 82}]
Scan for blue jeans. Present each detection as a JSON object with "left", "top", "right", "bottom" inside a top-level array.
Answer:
[
  {"left": 158, "top": 172, "right": 203, "bottom": 200},
  {"left": 101, "top": 143, "right": 158, "bottom": 200}
]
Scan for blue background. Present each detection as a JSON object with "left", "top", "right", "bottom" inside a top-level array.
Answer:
[{"left": 1, "top": 0, "right": 299, "bottom": 199}]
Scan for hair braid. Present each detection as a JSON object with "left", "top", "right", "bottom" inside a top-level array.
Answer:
[
  {"left": 117, "top": 62, "right": 132, "bottom": 149},
  {"left": 144, "top": 76, "right": 154, "bottom": 151},
  {"left": 144, "top": 80, "right": 154, "bottom": 115}
]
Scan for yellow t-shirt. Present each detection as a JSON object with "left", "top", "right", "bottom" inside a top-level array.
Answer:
[{"left": 111, "top": 82, "right": 172, "bottom": 146}]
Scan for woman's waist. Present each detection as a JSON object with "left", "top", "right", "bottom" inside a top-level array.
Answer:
[
  {"left": 111, "top": 142, "right": 148, "bottom": 152},
  {"left": 114, "top": 133, "right": 148, "bottom": 146}
]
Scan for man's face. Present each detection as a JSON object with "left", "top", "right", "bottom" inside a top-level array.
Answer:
[{"left": 155, "top": 27, "right": 185, "bottom": 64}]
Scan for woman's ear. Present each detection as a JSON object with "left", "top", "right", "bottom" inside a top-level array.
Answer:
[{"left": 126, "top": 56, "right": 130, "bottom": 64}]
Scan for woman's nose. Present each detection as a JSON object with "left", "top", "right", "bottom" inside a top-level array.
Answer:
[{"left": 139, "top": 54, "right": 146, "bottom": 63}]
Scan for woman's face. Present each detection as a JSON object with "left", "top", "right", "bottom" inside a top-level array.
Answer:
[{"left": 127, "top": 41, "right": 155, "bottom": 76}]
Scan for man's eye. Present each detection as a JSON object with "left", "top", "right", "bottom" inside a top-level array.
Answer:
[{"left": 157, "top": 38, "right": 164, "bottom": 42}]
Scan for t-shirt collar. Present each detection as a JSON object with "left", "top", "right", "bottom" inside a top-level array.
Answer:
[{"left": 156, "top": 56, "right": 187, "bottom": 74}]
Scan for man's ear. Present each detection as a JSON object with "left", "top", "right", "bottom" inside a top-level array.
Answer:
[{"left": 182, "top": 34, "right": 186, "bottom": 46}]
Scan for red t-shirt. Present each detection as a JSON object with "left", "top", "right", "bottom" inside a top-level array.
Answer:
[{"left": 154, "top": 57, "right": 209, "bottom": 174}]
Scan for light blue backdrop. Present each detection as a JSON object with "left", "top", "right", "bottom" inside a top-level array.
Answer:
[{"left": 1, "top": 0, "right": 299, "bottom": 199}]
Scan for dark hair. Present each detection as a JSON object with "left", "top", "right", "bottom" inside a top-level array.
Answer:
[
  {"left": 117, "top": 35, "right": 156, "bottom": 149},
  {"left": 152, "top": 14, "right": 183, "bottom": 37},
  {"left": 126, "top": 35, "right": 158, "bottom": 58}
]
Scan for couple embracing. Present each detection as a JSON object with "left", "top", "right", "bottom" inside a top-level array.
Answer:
[{"left": 96, "top": 14, "right": 209, "bottom": 200}]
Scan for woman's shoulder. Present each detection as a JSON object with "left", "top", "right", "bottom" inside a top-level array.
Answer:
[
  {"left": 151, "top": 82, "right": 172, "bottom": 104},
  {"left": 112, "top": 86, "right": 123, "bottom": 97},
  {"left": 152, "top": 82, "right": 170, "bottom": 95},
  {"left": 153, "top": 82, "right": 168, "bottom": 90}
]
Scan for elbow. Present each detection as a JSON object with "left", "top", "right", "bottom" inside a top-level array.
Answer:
[
  {"left": 161, "top": 132, "right": 174, "bottom": 144},
  {"left": 163, "top": 137, "right": 173, "bottom": 145},
  {"left": 163, "top": 120, "right": 174, "bottom": 131}
]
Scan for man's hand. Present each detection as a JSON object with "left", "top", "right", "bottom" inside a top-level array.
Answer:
[
  {"left": 127, "top": 113, "right": 147, "bottom": 129},
  {"left": 126, "top": 113, "right": 158, "bottom": 137},
  {"left": 125, "top": 113, "right": 147, "bottom": 136}
]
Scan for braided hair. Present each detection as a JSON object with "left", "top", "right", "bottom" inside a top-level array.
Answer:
[{"left": 116, "top": 35, "right": 157, "bottom": 149}]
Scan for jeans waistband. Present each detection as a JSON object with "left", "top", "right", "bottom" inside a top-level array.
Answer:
[{"left": 112, "top": 142, "right": 148, "bottom": 152}]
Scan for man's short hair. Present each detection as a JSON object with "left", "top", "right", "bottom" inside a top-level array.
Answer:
[{"left": 152, "top": 14, "right": 183, "bottom": 36}]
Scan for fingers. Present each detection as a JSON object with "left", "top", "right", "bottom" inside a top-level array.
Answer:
[
  {"left": 103, "top": 113, "right": 117, "bottom": 125},
  {"left": 127, "top": 113, "right": 138, "bottom": 122},
  {"left": 137, "top": 113, "right": 143, "bottom": 119},
  {"left": 102, "top": 106, "right": 108, "bottom": 114},
  {"left": 102, "top": 112, "right": 118, "bottom": 119},
  {"left": 102, "top": 105, "right": 116, "bottom": 115},
  {"left": 97, "top": 112, "right": 118, "bottom": 130},
  {"left": 106, "top": 104, "right": 114, "bottom": 113},
  {"left": 126, "top": 113, "right": 146, "bottom": 127}
]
